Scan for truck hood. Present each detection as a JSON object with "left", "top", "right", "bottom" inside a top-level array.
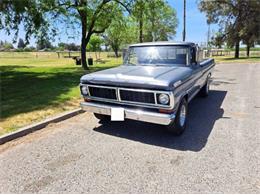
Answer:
[{"left": 80, "top": 65, "right": 192, "bottom": 90}]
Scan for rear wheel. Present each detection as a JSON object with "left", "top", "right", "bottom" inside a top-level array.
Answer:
[
  {"left": 93, "top": 113, "right": 110, "bottom": 122},
  {"left": 200, "top": 75, "right": 210, "bottom": 97},
  {"left": 166, "top": 98, "right": 188, "bottom": 136}
]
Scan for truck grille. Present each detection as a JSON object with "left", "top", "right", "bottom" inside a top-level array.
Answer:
[
  {"left": 119, "top": 90, "right": 155, "bottom": 104},
  {"left": 88, "top": 86, "right": 117, "bottom": 100},
  {"left": 84, "top": 85, "right": 171, "bottom": 108}
]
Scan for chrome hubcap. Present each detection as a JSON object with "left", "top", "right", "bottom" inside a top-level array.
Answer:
[{"left": 179, "top": 104, "right": 186, "bottom": 127}]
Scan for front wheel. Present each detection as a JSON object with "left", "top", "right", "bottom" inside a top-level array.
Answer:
[{"left": 166, "top": 98, "right": 188, "bottom": 136}]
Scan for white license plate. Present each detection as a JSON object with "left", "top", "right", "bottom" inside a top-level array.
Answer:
[{"left": 111, "top": 108, "right": 124, "bottom": 121}]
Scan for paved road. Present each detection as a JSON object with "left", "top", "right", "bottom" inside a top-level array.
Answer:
[{"left": 0, "top": 63, "right": 260, "bottom": 193}]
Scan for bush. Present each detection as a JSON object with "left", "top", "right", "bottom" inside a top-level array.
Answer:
[{"left": 24, "top": 46, "right": 36, "bottom": 52}]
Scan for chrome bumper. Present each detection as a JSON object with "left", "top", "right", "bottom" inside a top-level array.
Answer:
[{"left": 80, "top": 102, "right": 176, "bottom": 125}]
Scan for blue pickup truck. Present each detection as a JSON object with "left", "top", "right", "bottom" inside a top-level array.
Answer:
[{"left": 80, "top": 42, "right": 215, "bottom": 135}]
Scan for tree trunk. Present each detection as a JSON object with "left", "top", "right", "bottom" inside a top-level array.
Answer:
[
  {"left": 95, "top": 51, "right": 98, "bottom": 60},
  {"left": 112, "top": 45, "right": 119, "bottom": 57},
  {"left": 81, "top": 18, "right": 88, "bottom": 69},
  {"left": 114, "top": 49, "right": 119, "bottom": 58},
  {"left": 234, "top": 40, "right": 240, "bottom": 59},
  {"left": 139, "top": 20, "right": 143, "bottom": 42},
  {"left": 139, "top": 9, "right": 143, "bottom": 43},
  {"left": 246, "top": 44, "right": 250, "bottom": 57}
]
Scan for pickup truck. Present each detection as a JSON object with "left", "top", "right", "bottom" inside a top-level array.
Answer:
[{"left": 80, "top": 42, "right": 215, "bottom": 135}]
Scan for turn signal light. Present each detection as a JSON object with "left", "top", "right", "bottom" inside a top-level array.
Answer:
[
  {"left": 84, "top": 97, "right": 91, "bottom": 102},
  {"left": 159, "top": 108, "right": 174, "bottom": 114}
]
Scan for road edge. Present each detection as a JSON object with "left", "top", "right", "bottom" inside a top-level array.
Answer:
[{"left": 0, "top": 108, "right": 85, "bottom": 145}]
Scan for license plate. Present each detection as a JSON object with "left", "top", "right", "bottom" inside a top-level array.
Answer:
[{"left": 111, "top": 108, "right": 124, "bottom": 121}]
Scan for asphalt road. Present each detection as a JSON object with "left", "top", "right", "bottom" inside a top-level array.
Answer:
[{"left": 0, "top": 63, "right": 260, "bottom": 193}]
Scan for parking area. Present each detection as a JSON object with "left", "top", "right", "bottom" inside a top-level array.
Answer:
[{"left": 0, "top": 63, "right": 260, "bottom": 193}]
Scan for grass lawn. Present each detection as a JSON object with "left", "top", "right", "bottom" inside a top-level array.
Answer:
[{"left": 0, "top": 53, "right": 122, "bottom": 135}]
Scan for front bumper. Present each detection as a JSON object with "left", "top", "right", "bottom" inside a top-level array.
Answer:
[{"left": 80, "top": 102, "right": 176, "bottom": 125}]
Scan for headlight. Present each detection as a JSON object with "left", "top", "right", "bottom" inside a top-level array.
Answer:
[
  {"left": 158, "top": 93, "right": 169, "bottom": 105},
  {"left": 81, "top": 86, "right": 88, "bottom": 95}
]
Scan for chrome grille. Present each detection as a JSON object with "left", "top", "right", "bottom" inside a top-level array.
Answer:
[
  {"left": 88, "top": 86, "right": 117, "bottom": 100},
  {"left": 119, "top": 89, "right": 155, "bottom": 104},
  {"left": 83, "top": 84, "right": 174, "bottom": 109}
]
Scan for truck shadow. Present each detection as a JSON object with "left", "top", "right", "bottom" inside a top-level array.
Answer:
[{"left": 93, "top": 90, "right": 228, "bottom": 152}]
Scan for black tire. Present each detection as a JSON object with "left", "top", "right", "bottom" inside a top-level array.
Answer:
[
  {"left": 93, "top": 113, "right": 110, "bottom": 122},
  {"left": 200, "top": 76, "right": 210, "bottom": 97},
  {"left": 166, "top": 98, "right": 188, "bottom": 136}
]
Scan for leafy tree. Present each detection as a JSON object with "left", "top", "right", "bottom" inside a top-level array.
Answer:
[
  {"left": 2, "top": 41, "right": 14, "bottom": 51},
  {"left": 145, "top": 0, "right": 177, "bottom": 41},
  {"left": 0, "top": 0, "right": 51, "bottom": 44},
  {"left": 210, "top": 32, "right": 225, "bottom": 48},
  {"left": 198, "top": 0, "right": 260, "bottom": 58},
  {"left": 239, "top": 1, "right": 260, "bottom": 57},
  {"left": 132, "top": 0, "right": 177, "bottom": 42},
  {"left": 17, "top": 38, "right": 26, "bottom": 49},
  {"left": 0, "top": 40, "right": 4, "bottom": 48},
  {"left": 103, "top": 8, "right": 135, "bottom": 57},
  {"left": 87, "top": 35, "right": 103, "bottom": 59},
  {"left": 132, "top": 0, "right": 146, "bottom": 42},
  {"left": 36, "top": 38, "right": 53, "bottom": 50},
  {"left": 58, "top": 43, "right": 80, "bottom": 51}
]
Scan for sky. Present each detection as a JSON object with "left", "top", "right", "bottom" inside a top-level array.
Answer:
[{"left": 0, "top": 0, "right": 218, "bottom": 47}]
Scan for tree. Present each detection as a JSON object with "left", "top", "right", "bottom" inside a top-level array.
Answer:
[
  {"left": 240, "top": 1, "right": 260, "bottom": 57},
  {"left": 132, "top": 0, "right": 177, "bottom": 43},
  {"left": 58, "top": 43, "right": 80, "bottom": 51},
  {"left": 17, "top": 38, "right": 26, "bottom": 49},
  {"left": 2, "top": 41, "right": 14, "bottom": 51},
  {"left": 145, "top": 0, "right": 177, "bottom": 41},
  {"left": 36, "top": 38, "right": 53, "bottom": 50},
  {"left": 0, "top": 40, "right": 4, "bottom": 48},
  {"left": 198, "top": 0, "right": 260, "bottom": 58},
  {"left": 0, "top": 0, "right": 51, "bottom": 44},
  {"left": 103, "top": 8, "right": 133, "bottom": 57},
  {"left": 211, "top": 32, "right": 225, "bottom": 49},
  {"left": 52, "top": 0, "right": 131, "bottom": 69},
  {"left": 87, "top": 35, "right": 103, "bottom": 59},
  {"left": 132, "top": 0, "right": 146, "bottom": 42}
]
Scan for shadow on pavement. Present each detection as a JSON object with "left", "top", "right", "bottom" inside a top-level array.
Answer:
[{"left": 93, "top": 90, "right": 228, "bottom": 152}]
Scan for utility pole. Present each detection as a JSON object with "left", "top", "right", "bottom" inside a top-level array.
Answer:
[{"left": 182, "top": 0, "right": 186, "bottom": 42}]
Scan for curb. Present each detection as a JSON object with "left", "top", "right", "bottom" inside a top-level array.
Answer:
[{"left": 0, "top": 108, "right": 85, "bottom": 145}]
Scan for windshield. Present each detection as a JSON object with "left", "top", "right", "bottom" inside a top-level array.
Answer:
[{"left": 124, "top": 46, "right": 189, "bottom": 66}]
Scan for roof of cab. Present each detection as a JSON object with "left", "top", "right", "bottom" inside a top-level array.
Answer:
[{"left": 129, "top": 41, "right": 195, "bottom": 47}]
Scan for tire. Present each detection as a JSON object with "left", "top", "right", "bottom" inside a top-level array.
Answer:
[
  {"left": 166, "top": 98, "right": 188, "bottom": 136},
  {"left": 200, "top": 76, "right": 210, "bottom": 97},
  {"left": 93, "top": 113, "right": 110, "bottom": 122}
]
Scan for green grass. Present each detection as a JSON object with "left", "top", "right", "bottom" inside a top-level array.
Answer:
[{"left": 0, "top": 53, "right": 122, "bottom": 135}]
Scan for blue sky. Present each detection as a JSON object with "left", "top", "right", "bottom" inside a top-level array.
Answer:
[{"left": 0, "top": 0, "right": 218, "bottom": 47}]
